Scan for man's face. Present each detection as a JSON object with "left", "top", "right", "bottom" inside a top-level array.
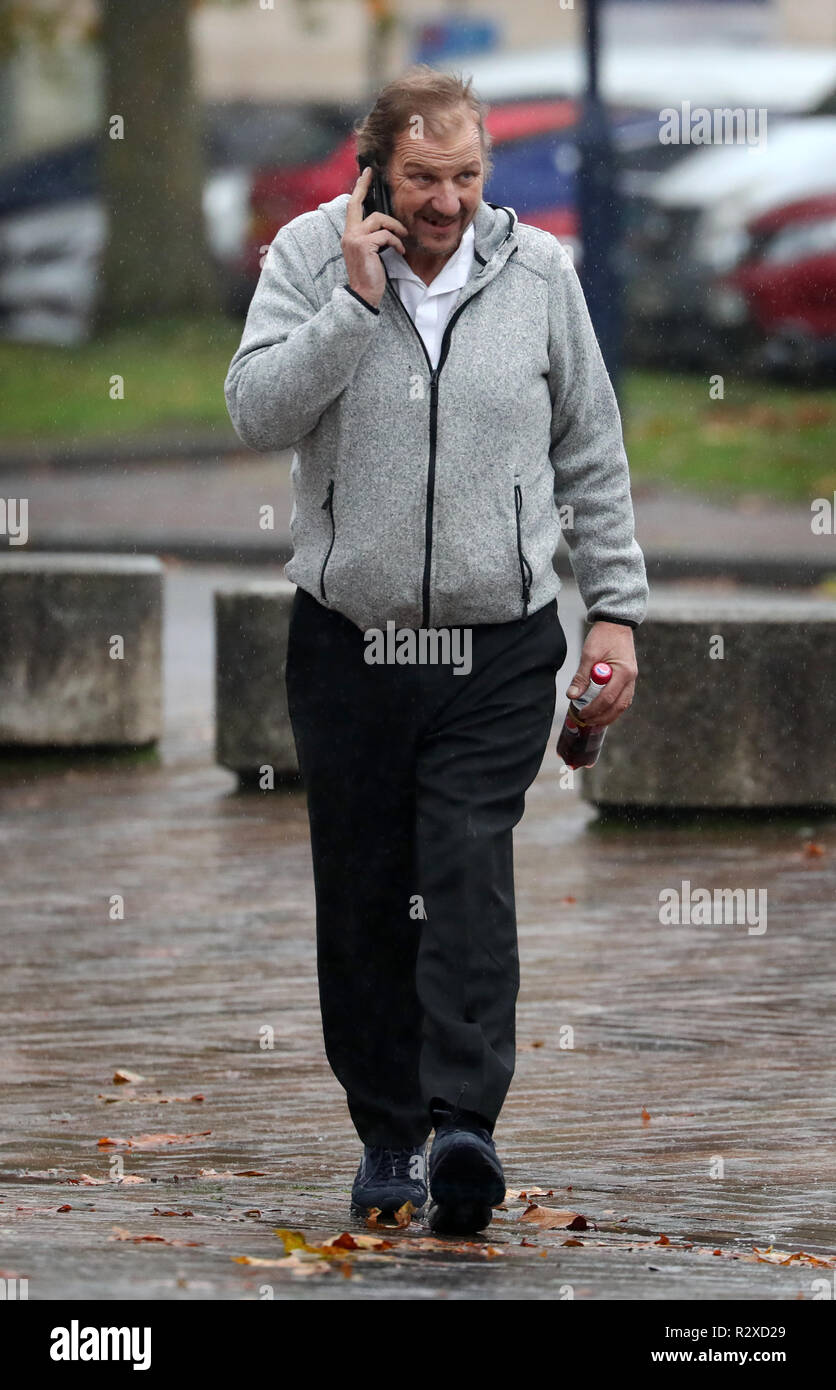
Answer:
[{"left": 386, "top": 113, "right": 484, "bottom": 261}]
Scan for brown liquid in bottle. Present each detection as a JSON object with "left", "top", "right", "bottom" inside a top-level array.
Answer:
[{"left": 555, "top": 661, "right": 613, "bottom": 769}]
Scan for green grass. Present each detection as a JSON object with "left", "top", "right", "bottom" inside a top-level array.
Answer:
[
  {"left": 1, "top": 320, "right": 834, "bottom": 502},
  {"left": 623, "top": 370, "right": 836, "bottom": 502},
  {"left": 0, "top": 314, "right": 243, "bottom": 446},
  {"left": 0, "top": 745, "right": 160, "bottom": 781}
]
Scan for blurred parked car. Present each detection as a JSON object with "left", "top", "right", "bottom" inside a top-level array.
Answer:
[
  {"left": 624, "top": 117, "right": 836, "bottom": 372},
  {"left": 0, "top": 102, "right": 358, "bottom": 343},
  {"left": 710, "top": 194, "right": 836, "bottom": 377}
]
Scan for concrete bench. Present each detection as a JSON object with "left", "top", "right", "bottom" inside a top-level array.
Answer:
[
  {"left": 581, "top": 592, "right": 836, "bottom": 811},
  {"left": 0, "top": 553, "right": 162, "bottom": 746},
  {"left": 214, "top": 580, "right": 299, "bottom": 784}
]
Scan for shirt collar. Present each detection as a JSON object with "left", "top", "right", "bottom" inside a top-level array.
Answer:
[{"left": 382, "top": 221, "right": 475, "bottom": 294}]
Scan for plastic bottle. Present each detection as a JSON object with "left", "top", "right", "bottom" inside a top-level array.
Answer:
[{"left": 556, "top": 661, "right": 613, "bottom": 769}]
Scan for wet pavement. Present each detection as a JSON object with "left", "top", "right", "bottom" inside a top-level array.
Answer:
[
  {"left": 1, "top": 565, "right": 835, "bottom": 1301},
  {"left": 3, "top": 454, "right": 835, "bottom": 584}
]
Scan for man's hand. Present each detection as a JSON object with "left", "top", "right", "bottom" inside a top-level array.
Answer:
[
  {"left": 341, "top": 167, "right": 409, "bottom": 308},
  {"left": 564, "top": 622, "right": 638, "bottom": 728}
]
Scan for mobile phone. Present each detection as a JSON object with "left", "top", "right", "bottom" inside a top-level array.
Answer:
[{"left": 358, "top": 154, "right": 393, "bottom": 221}]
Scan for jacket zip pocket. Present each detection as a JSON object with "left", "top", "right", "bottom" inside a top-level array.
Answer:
[
  {"left": 320, "top": 478, "right": 335, "bottom": 601},
  {"left": 514, "top": 480, "right": 533, "bottom": 619}
]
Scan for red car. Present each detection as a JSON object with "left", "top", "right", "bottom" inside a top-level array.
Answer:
[{"left": 715, "top": 194, "right": 836, "bottom": 375}]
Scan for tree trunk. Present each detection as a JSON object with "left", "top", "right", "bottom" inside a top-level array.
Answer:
[{"left": 93, "top": 0, "right": 220, "bottom": 333}]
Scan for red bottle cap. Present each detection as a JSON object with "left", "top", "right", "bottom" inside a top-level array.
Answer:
[{"left": 591, "top": 661, "right": 613, "bottom": 684}]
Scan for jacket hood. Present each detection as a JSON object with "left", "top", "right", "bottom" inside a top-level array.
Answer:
[{"left": 318, "top": 193, "right": 518, "bottom": 268}]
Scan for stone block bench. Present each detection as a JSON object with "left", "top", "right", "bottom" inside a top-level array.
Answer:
[
  {"left": 581, "top": 591, "right": 836, "bottom": 811},
  {"left": 214, "top": 580, "right": 299, "bottom": 784},
  {"left": 0, "top": 553, "right": 162, "bottom": 747}
]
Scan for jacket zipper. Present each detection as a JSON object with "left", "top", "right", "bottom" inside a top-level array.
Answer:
[
  {"left": 514, "top": 480, "right": 534, "bottom": 618},
  {"left": 320, "top": 477, "right": 335, "bottom": 601},
  {"left": 385, "top": 235, "right": 516, "bottom": 628}
]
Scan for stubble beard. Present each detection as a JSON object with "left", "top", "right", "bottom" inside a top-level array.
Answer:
[{"left": 403, "top": 212, "right": 466, "bottom": 265}]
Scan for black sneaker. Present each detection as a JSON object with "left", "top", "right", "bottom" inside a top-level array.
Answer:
[
  {"left": 428, "top": 1103, "right": 506, "bottom": 1235},
  {"left": 350, "top": 1142, "right": 428, "bottom": 1217}
]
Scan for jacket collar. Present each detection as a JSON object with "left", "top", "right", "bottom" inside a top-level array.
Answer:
[{"left": 472, "top": 199, "right": 518, "bottom": 265}]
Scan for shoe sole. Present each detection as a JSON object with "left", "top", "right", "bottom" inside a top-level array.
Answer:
[
  {"left": 430, "top": 1137, "right": 506, "bottom": 1209},
  {"left": 427, "top": 1199, "right": 494, "bottom": 1235}
]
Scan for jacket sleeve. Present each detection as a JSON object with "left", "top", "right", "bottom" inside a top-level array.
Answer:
[
  {"left": 546, "top": 239, "right": 649, "bottom": 628},
  {"left": 224, "top": 225, "right": 381, "bottom": 453}
]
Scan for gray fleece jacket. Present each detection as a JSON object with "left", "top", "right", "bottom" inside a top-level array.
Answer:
[{"left": 224, "top": 192, "right": 648, "bottom": 633}]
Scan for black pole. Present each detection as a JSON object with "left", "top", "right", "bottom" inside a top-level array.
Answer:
[{"left": 575, "top": 0, "right": 623, "bottom": 405}]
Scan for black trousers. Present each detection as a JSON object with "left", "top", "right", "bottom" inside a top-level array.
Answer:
[{"left": 285, "top": 585, "right": 567, "bottom": 1148}]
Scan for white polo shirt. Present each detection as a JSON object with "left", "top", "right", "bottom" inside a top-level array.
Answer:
[{"left": 381, "top": 221, "right": 476, "bottom": 370}]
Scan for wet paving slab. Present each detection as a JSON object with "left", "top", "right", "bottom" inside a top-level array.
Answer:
[{"left": 1, "top": 566, "right": 835, "bottom": 1300}]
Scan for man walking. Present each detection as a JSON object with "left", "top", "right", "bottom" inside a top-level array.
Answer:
[{"left": 224, "top": 67, "right": 647, "bottom": 1234}]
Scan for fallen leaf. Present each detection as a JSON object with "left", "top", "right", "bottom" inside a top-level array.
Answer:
[
  {"left": 274, "top": 1228, "right": 315, "bottom": 1254},
  {"left": 56, "top": 1204, "right": 72, "bottom": 1212},
  {"left": 323, "top": 1232, "right": 394, "bottom": 1252},
  {"left": 234, "top": 1252, "right": 331, "bottom": 1277},
  {"left": 393, "top": 1201, "right": 415, "bottom": 1228},
  {"left": 753, "top": 1246, "right": 836, "bottom": 1268},
  {"left": 151, "top": 1208, "right": 194, "bottom": 1217},
  {"left": 562, "top": 1237, "right": 585, "bottom": 1247},
  {"left": 803, "top": 842, "right": 825, "bottom": 858},
  {"left": 521, "top": 1204, "right": 588, "bottom": 1231},
  {"left": 196, "top": 1168, "right": 266, "bottom": 1178},
  {"left": 66, "top": 1173, "right": 148, "bottom": 1186},
  {"left": 641, "top": 1107, "right": 651, "bottom": 1124},
  {"left": 97, "top": 1132, "right": 211, "bottom": 1149},
  {"left": 656, "top": 1234, "right": 670, "bottom": 1245},
  {"left": 113, "top": 1070, "right": 145, "bottom": 1085},
  {"left": 110, "top": 1226, "right": 201, "bottom": 1248},
  {"left": 232, "top": 1255, "right": 286, "bottom": 1267}
]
